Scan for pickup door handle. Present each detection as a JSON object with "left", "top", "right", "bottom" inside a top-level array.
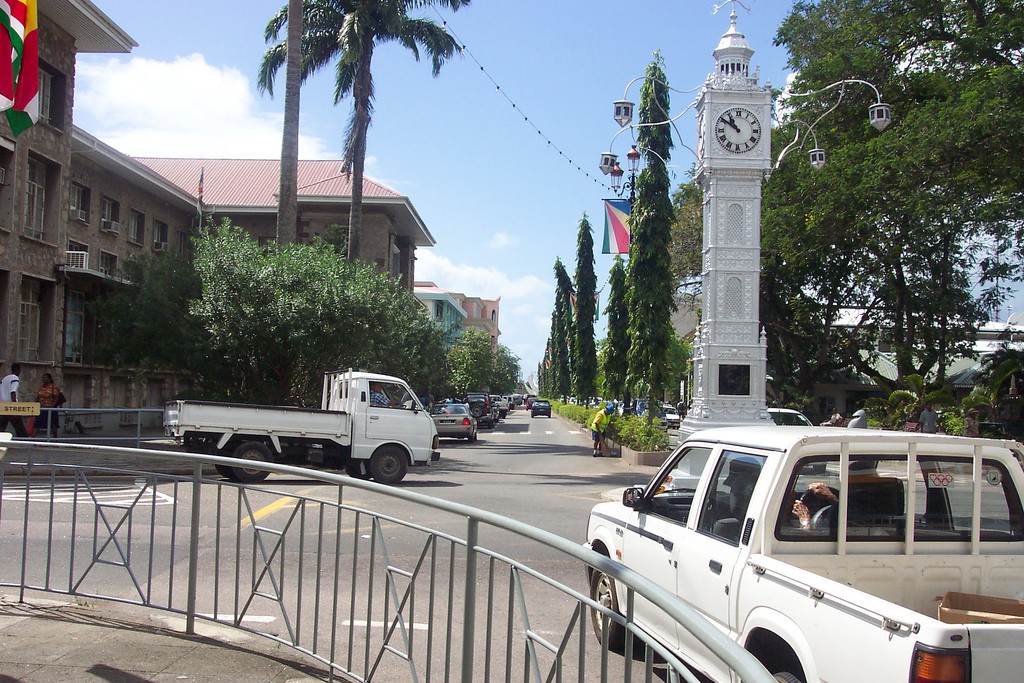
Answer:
[
  {"left": 370, "top": 415, "right": 379, "bottom": 421},
  {"left": 709, "top": 560, "right": 723, "bottom": 575}
]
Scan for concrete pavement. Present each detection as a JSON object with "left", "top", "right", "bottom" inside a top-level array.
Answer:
[{"left": 0, "top": 594, "right": 328, "bottom": 682}]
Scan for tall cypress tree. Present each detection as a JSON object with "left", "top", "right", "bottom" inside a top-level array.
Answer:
[
  {"left": 552, "top": 258, "right": 574, "bottom": 399},
  {"left": 625, "top": 52, "right": 675, "bottom": 422},
  {"left": 573, "top": 214, "right": 598, "bottom": 402},
  {"left": 603, "top": 255, "right": 630, "bottom": 402}
]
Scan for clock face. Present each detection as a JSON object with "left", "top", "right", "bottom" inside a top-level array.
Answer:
[{"left": 715, "top": 107, "right": 762, "bottom": 154}]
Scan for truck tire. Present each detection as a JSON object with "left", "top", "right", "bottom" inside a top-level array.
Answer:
[
  {"left": 228, "top": 441, "right": 272, "bottom": 483},
  {"left": 344, "top": 459, "right": 371, "bottom": 479},
  {"left": 773, "top": 673, "right": 802, "bottom": 683},
  {"left": 589, "top": 568, "right": 626, "bottom": 652},
  {"left": 369, "top": 446, "right": 408, "bottom": 484}
]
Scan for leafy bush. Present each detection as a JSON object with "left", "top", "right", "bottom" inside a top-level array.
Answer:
[{"left": 550, "top": 401, "right": 668, "bottom": 451}]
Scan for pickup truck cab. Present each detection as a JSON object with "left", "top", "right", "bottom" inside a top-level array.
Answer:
[{"left": 586, "top": 426, "right": 1024, "bottom": 683}]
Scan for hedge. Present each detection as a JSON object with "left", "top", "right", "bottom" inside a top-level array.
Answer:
[{"left": 549, "top": 400, "right": 670, "bottom": 452}]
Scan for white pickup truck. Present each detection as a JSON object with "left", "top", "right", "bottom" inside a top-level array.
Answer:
[
  {"left": 163, "top": 370, "right": 439, "bottom": 484},
  {"left": 586, "top": 426, "right": 1024, "bottom": 683}
]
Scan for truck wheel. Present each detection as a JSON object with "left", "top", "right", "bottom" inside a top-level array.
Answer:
[
  {"left": 589, "top": 568, "right": 626, "bottom": 652},
  {"left": 369, "top": 446, "right": 408, "bottom": 484},
  {"left": 773, "top": 673, "right": 802, "bottom": 683},
  {"left": 214, "top": 464, "right": 236, "bottom": 480},
  {"left": 344, "top": 459, "right": 371, "bottom": 479},
  {"left": 229, "top": 441, "right": 272, "bottom": 483}
]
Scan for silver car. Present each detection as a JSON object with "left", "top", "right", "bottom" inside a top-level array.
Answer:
[{"left": 430, "top": 403, "right": 478, "bottom": 442}]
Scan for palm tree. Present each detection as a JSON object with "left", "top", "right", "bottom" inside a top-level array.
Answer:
[{"left": 259, "top": 0, "right": 470, "bottom": 261}]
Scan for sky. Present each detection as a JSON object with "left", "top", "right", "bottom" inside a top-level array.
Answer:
[{"left": 75, "top": 0, "right": 1016, "bottom": 381}]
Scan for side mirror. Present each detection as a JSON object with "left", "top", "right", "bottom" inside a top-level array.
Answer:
[{"left": 622, "top": 486, "right": 644, "bottom": 508}]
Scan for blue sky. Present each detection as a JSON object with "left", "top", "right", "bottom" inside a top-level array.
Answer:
[{"left": 77, "top": 0, "right": 1012, "bottom": 380}]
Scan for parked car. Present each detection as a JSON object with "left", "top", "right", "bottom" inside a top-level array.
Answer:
[
  {"left": 530, "top": 400, "right": 552, "bottom": 418},
  {"left": 490, "top": 395, "right": 509, "bottom": 420},
  {"left": 662, "top": 404, "right": 681, "bottom": 429},
  {"left": 429, "top": 403, "right": 477, "bottom": 442},
  {"left": 767, "top": 407, "right": 813, "bottom": 426},
  {"left": 464, "top": 393, "right": 496, "bottom": 428}
]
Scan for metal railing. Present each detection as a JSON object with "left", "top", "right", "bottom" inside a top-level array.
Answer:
[
  {"left": 0, "top": 438, "right": 774, "bottom": 683},
  {"left": 26, "top": 407, "right": 164, "bottom": 447}
]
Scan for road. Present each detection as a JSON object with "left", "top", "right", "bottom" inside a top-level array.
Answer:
[{"left": 2, "top": 407, "right": 673, "bottom": 680}]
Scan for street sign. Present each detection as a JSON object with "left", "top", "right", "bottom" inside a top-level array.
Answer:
[{"left": 0, "top": 402, "right": 40, "bottom": 416}]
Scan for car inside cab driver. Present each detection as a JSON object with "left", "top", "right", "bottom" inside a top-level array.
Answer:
[
  {"left": 369, "top": 381, "right": 398, "bottom": 408},
  {"left": 792, "top": 481, "right": 839, "bottom": 529}
]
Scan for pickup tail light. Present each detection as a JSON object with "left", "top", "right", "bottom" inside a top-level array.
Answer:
[{"left": 911, "top": 645, "right": 969, "bottom": 683}]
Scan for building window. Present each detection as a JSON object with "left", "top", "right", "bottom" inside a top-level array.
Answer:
[
  {"left": 154, "top": 220, "right": 168, "bottom": 251},
  {"left": 128, "top": 209, "right": 145, "bottom": 244},
  {"left": 99, "top": 251, "right": 117, "bottom": 277},
  {"left": 19, "top": 279, "right": 41, "bottom": 360},
  {"left": 65, "top": 290, "right": 85, "bottom": 363},
  {"left": 70, "top": 182, "right": 90, "bottom": 222},
  {"left": 37, "top": 63, "right": 66, "bottom": 130},
  {"left": 25, "top": 157, "right": 45, "bottom": 239},
  {"left": 100, "top": 196, "right": 120, "bottom": 233},
  {"left": 176, "top": 228, "right": 190, "bottom": 256},
  {"left": 434, "top": 301, "right": 444, "bottom": 319}
]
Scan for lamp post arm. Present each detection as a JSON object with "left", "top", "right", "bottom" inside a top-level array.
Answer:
[{"left": 784, "top": 78, "right": 886, "bottom": 105}]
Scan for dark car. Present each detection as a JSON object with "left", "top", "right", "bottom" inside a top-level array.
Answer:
[
  {"left": 530, "top": 400, "right": 552, "bottom": 418},
  {"left": 464, "top": 392, "right": 495, "bottom": 428},
  {"left": 430, "top": 403, "right": 477, "bottom": 442}
]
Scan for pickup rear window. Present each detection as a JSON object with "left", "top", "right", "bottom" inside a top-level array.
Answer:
[{"left": 776, "top": 455, "right": 1024, "bottom": 542}]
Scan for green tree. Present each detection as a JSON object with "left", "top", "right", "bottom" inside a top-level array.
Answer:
[
  {"left": 552, "top": 258, "right": 574, "bottom": 399},
  {"left": 91, "top": 251, "right": 212, "bottom": 381},
  {"left": 189, "top": 222, "right": 446, "bottom": 404},
  {"left": 572, "top": 214, "right": 598, "bottom": 402},
  {"left": 602, "top": 255, "right": 629, "bottom": 401},
  {"left": 259, "top": 0, "right": 470, "bottom": 260},
  {"left": 446, "top": 328, "right": 495, "bottom": 395},
  {"left": 764, "top": 0, "right": 1024, "bottom": 400},
  {"left": 626, "top": 52, "right": 675, "bottom": 423},
  {"left": 490, "top": 344, "right": 521, "bottom": 394}
]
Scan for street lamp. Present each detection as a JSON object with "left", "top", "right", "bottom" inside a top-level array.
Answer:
[
  {"left": 770, "top": 78, "right": 892, "bottom": 177},
  {"left": 601, "top": 145, "right": 641, "bottom": 203}
]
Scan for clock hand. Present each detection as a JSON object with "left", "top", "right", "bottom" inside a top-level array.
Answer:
[{"left": 724, "top": 115, "right": 742, "bottom": 133}]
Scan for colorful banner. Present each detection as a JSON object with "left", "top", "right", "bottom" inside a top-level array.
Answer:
[{"left": 602, "top": 199, "right": 630, "bottom": 254}]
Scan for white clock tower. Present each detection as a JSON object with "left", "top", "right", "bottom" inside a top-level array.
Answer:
[{"left": 681, "top": 9, "right": 774, "bottom": 433}]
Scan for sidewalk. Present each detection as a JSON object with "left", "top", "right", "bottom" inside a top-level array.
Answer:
[{"left": 0, "top": 594, "right": 328, "bottom": 682}]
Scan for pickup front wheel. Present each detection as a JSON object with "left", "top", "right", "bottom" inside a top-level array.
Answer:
[
  {"left": 228, "top": 441, "right": 272, "bottom": 483},
  {"left": 369, "top": 446, "right": 408, "bottom": 484},
  {"left": 773, "top": 673, "right": 802, "bottom": 683},
  {"left": 589, "top": 569, "right": 626, "bottom": 652}
]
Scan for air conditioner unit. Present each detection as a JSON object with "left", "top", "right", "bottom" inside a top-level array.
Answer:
[
  {"left": 70, "top": 208, "right": 87, "bottom": 222},
  {"left": 102, "top": 220, "right": 120, "bottom": 234},
  {"left": 153, "top": 241, "right": 167, "bottom": 252}
]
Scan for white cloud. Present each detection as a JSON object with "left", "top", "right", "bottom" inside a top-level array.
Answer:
[
  {"left": 416, "top": 250, "right": 551, "bottom": 373},
  {"left": 488, "top": 231, "right": 517, "bottom": 249},
  {"left": 74, "top": 54, "right": 337, "bottom": 159}
]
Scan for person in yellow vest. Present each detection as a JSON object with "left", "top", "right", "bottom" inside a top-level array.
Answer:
[{"left": 590, "top": 402, "right": 614, "bottom": 457}]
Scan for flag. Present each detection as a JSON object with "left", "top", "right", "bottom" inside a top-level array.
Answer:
[
  {"left": 603, "top": 199, "right": 630, "bottom": 254},
  {"left": 594, "top": 292, "right": 600, "bottom": 321},
  {"left": 2, "top": 0, "right": 38, "bottom": 136},
  {"left": 569, "top": 293, "right": 577, "bottom": 319},
  {"left": 196, "top": 167, "right": 205, "bottom": 217}
]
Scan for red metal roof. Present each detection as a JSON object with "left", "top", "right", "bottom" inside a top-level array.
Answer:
[{"left": 133, "top": 158, "right": 404, "bottom": 208}]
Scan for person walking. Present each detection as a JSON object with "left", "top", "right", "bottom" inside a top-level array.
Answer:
[
  {"left": 0, "top": 362, "right": 28, "bottom": 437},
  {"left": 590, "top": 402, "right": 613, "bottom": 457},
  {"left": 918, "top": 402, "right": 939, "bottom": 434}
]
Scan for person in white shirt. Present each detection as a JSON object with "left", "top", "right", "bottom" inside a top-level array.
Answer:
[{"left": 0, "top": 362, "right": 27, "bottom": 437}]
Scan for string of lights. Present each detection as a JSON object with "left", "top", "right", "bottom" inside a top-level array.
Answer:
[{"left": 433, "top": 10, "right": 615, "bottom": 194}]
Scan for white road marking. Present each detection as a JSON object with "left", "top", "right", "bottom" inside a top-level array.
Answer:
[
  {"left": 342, "top": 619, "right": 430, "bottom": 631},
  {"left": 199, "top": 613, "right": 277, "bottom": 624},
  {"left": 2, "top": 481, "right": 175, "bottom": 506}
]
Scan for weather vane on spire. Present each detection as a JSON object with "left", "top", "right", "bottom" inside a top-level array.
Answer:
[{"left": 712, "top": 0, "right": 752, "bottom": 15}]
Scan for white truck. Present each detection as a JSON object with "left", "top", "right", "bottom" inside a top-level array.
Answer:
[
  {"left": 163, "top": 370, "right": 439, "bottom": 484},
  {"left": 586, "top": 426, "right": 1024, "bottom": 683}
]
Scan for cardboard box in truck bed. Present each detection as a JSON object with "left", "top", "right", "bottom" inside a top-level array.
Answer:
[{"left": 939, "top": 592, "right": 1024, "bottom": 625}]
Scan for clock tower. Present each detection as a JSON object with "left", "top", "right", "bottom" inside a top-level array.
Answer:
[{"left": 682, "top": 9, "right": 774, "bottom": 433}]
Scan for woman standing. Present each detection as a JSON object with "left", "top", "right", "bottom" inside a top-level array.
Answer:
[{"left": 36, "top": 373, "right": 65, "bottom": 437}]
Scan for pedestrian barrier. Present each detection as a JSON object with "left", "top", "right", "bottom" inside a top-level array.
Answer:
[{"left": 0, "top": 439, "right": 773, "bottom": 683}]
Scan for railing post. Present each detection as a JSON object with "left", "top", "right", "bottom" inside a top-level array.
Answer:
[
  {"left": 461, "top": 517, "right": 478, "bottom": 683},
  {"left": 186, "top": 461, "right": 203, "bottom": 635}
]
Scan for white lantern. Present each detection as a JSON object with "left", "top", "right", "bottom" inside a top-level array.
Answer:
[
  {"left": 599, "top": 152, "right": 618, "bottom": 175},
  {"left": 613, "top": 100, "right": 634, "bottom": 128},
  {"left": 809, "top": 148, "right": 826, "bottom": 170}
]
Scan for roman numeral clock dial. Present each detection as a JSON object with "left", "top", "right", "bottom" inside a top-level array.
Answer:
[{"left": 715, "top": 107, "right": 762, "bottom": 154}]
